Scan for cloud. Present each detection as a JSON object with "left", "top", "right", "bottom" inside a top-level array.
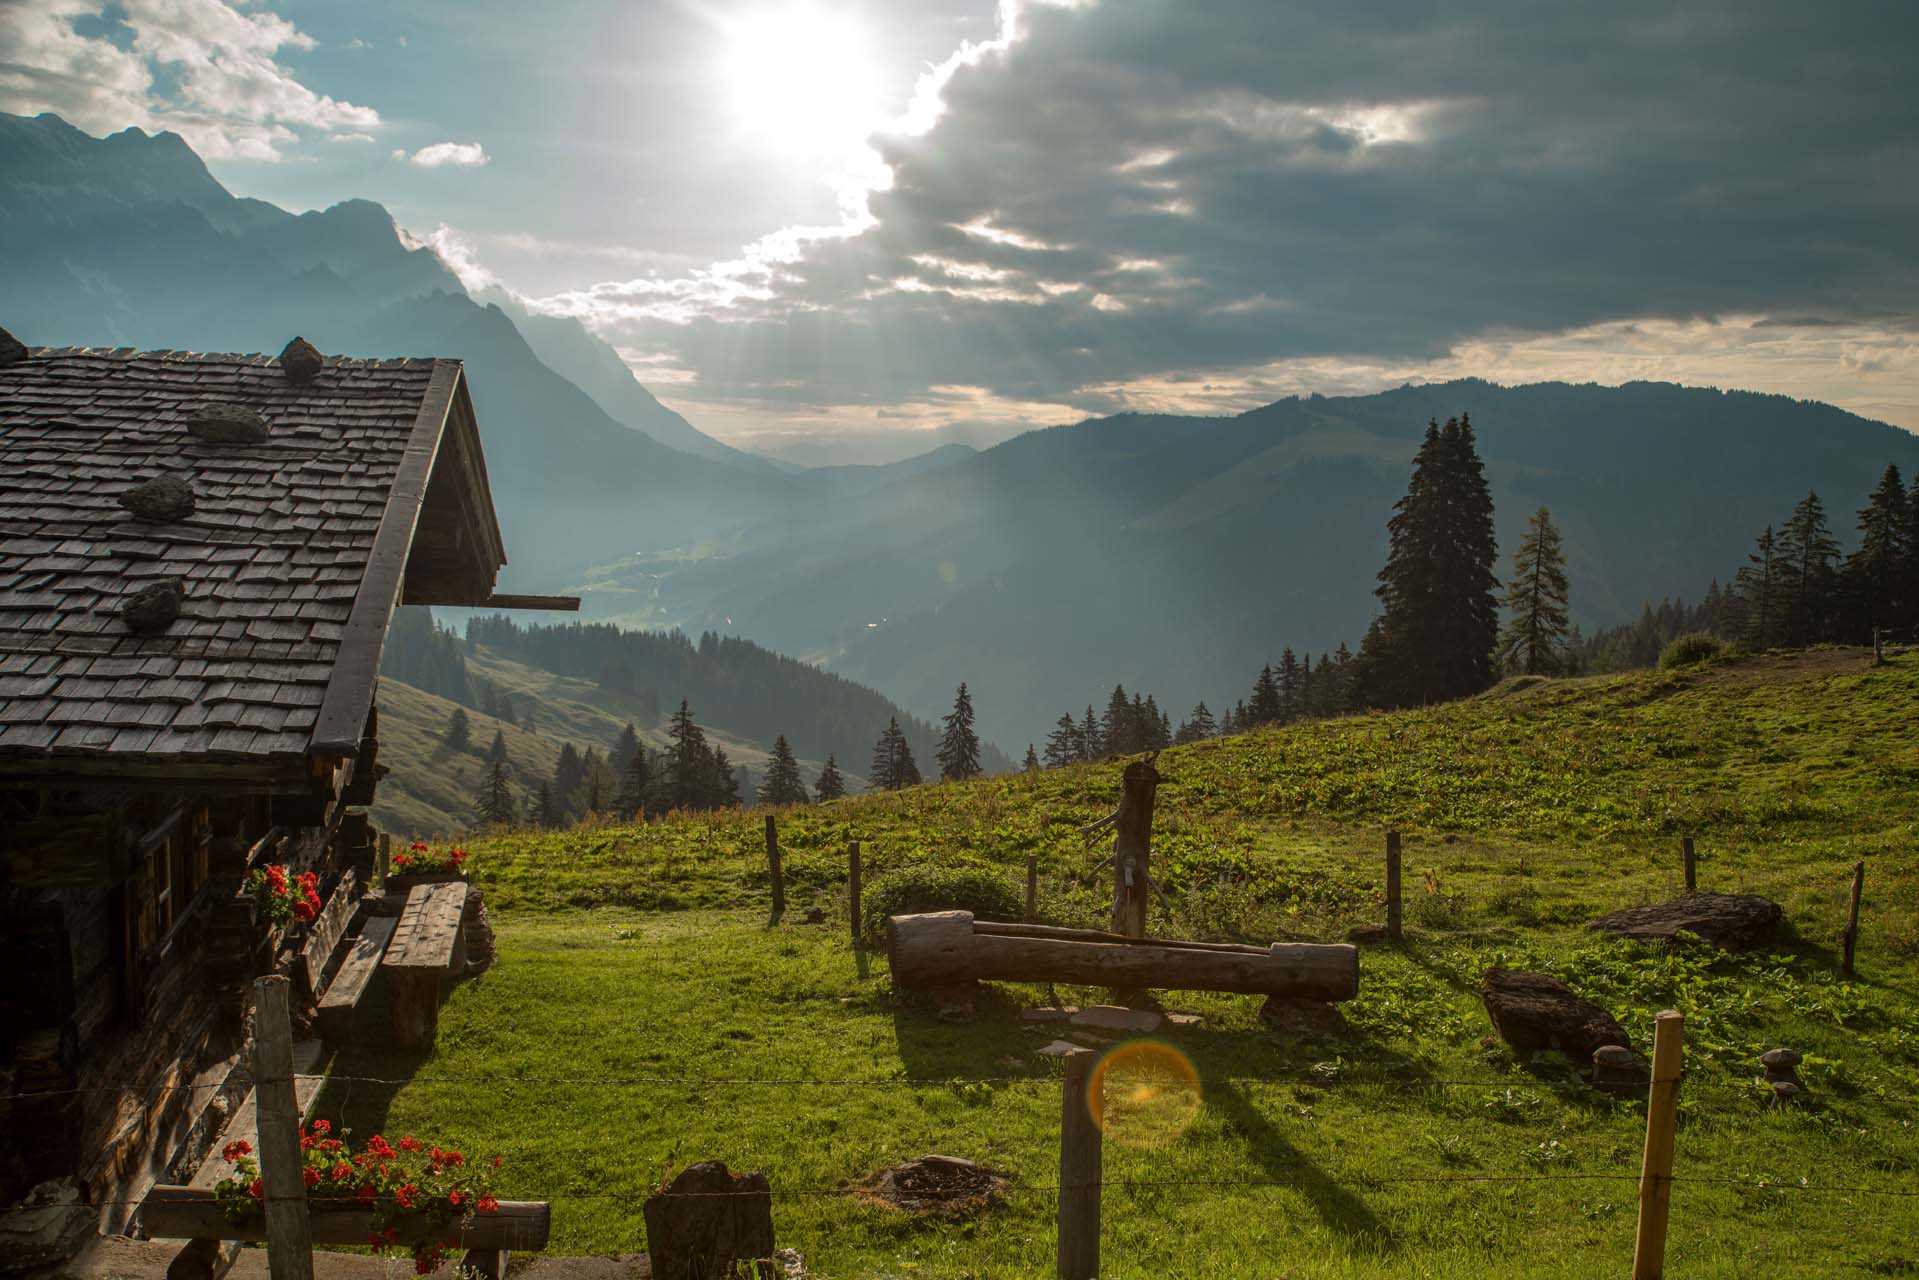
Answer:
[
  {"left": 400, "top": 140, "right": 490, "bottom": 169},
  {"left": 0, "top": 0, "right": 379, "bottom": 160},
  {"left": 516, "top": 0, "right": 1919, "bottom": 431}
]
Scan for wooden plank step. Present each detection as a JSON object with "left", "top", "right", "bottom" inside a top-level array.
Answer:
[
  {"left": 189, "top": 1049, "right": 324, "bottom": 1191},
  {"left": 315, "top": 914, "right": 396, "bottom": 1044}
]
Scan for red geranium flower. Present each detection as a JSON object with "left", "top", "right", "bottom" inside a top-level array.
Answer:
[{"left": 222, "top": 1139, "right": 251, "bottom": 1162}]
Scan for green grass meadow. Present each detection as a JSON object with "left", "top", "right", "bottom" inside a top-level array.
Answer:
[{"left": 319, "top": 649, "right": 1919, "bottom": 1277}]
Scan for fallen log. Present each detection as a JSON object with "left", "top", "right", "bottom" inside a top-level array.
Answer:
[{"left": 887, "top": 911, "right": 1359, "bottom": 1001}]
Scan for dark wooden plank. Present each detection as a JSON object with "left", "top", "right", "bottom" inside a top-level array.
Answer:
[
  {"left": 189, "top": 1069, "right": 325, "bottom": 1191},
  {"left": 383, "top": 881, "right": 466, "bottom": 972},
  {"left": 141, "top": 1186, "right": 551, "bottom": 1251},
  {"left": 476, "top": 593, "right": 581, "bottom": 612},
  {"left": 315, "top": 914, "right": 396, "bottom": 1043},
  {"left": 298, "top": 869, "right": 358, "bottom": 1000},
  {"left": 1, "top": 812, "right": 128, "bottom": 886},
  {"left": 307, "top": 361, "right": 459, "bottom": 755}
]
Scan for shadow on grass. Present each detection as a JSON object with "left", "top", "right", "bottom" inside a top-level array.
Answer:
[{"left": 1211, "top": 1078, "right": 1394, "bottom": 1250}]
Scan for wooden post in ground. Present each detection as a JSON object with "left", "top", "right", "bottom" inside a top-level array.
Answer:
[
  {"left": 1026, "top": 853, "right": 1039, "bottom": 924},
  {"left": 1385, "top": 830, "right": 1403, "bottom": 941},
  {"left": 1632, "top": 1010, "right": 1685, "bottom": 1280},
  {"left": 249, "top": 977, "right": 314, "bottom": 1280},
  {"left": 1057, "top": 1047, "right": 1101, "bottom": 1280},
  {"left": 1110, "top": 759, "right": 1160, "bottom": 937},
  {"left": 377, "top": 832, "right": 390, "bottom": 884},
  {"left": 764, "top": 815, "right": 784, "bottom": 917},
  {"left": 848, "top": 840, "right": 862, "bottom": 947},
  {"left": 1874, "top": 626, "right": 1884, "bottom": 665},
  {"left": 1682, "top": 837, "right": 1696, "bottom": 894},
  {"left": 1842, "top": 861, "right": 1865, "bottom": 977}
]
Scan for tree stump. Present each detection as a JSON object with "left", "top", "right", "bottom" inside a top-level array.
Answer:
[
  {"left": 1481, "top": 968, "right": 1629, "bottom": 1063},
  {"left": 643, "top": 1162, "right": 776, "bottom": 1280}
]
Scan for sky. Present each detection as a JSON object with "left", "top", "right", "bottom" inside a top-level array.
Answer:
[{"left": 4, "top": 0, "right": 1917, "bottom": 461}]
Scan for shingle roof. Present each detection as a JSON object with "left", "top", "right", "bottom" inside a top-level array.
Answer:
[{"left": 0, "top": 346, "right": 460, "bottom": 775}]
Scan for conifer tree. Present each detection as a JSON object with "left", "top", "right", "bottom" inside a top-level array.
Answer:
[
  {"left": 530, "top": 780, "right": 555, "bottom": 829},
  {"left": 709, "top": 747, "right": 742, "bottom": 807},
  {"left": 616, "top": 747, "right": 650, "bottom": 820},
  {"left": 1101, "top": 686, "right": 1133, "bottom": 756},
  {"left": 611, "top": 723, "right": 642, "bottom": 782},
  {"left": 1498, "top": 506, "right": 1572, "bottom": 675},
  {"left": 1248, "top": 664, "right": 1282, "bottom": 725},
  {"left": 868, "top": 718, "right": 921, "bottom": 790},
  {"left": 1356, "top": 414, "right": 1499, "bottom": 706},
  {"left": 582, "top": 748, "right": 610, "bottom": 816},
  {"left": 1277, "top": 650, "right": 1302, "bottom": 721},
  {"left": 1735, "top": 527, "right": 1782, "bottom": 649},
  {"left": 474, "top": 752, "right": 515, "bottom": 827},
  {"left": 486, "top": 728, "right": 508, "bottom": 767},
  {"left": 758, "top": 735, "right": 809, "bottom": 806},
  {"left": 814, "top": 754, "right": 847, "bottom": 801},
  {"left": 1176, "top": 701, "right": 1216, "bottom": 744},
  {"left": 1022, "top": 744, "right": 1040, "bottom": 772},
  {"left": 1079, "top": 706, "right": 1102, "bottom": 762},
  {"left": 1844, "top": 465, "right": 1908, "bottom": 642},
  {"left": 1044, "top": 714, "right": 1081, "bottom": 768},
  {"left": 937, "top": 683, "right": 984, "bottom": 781},
  {"left": 1777, "top": 491, "right": 1842, "bottom": 645},
  {"left": 552, "top": 742, "right": 585, "bottom": 821},
  {"left": 663, "top": 700, "right": 709, "bottom": 811},
  {"left": 443, "top": 706, "right": 471, "bottom": 753}
]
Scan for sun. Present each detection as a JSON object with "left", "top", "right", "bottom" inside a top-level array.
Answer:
[{"left": 722, "top": 4, "right": 883, "bottom": 155}]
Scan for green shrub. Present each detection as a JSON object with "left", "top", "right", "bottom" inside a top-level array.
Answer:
[
  {"left": 1660, "top": 632, "right": 1724, "bottom": 669},
  {"left": 860, "top": 862, "right": 1022, "bottom": 947}
]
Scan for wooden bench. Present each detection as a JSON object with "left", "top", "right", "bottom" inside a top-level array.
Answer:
[
  {"left": 296, "top": 868, "right": 358, "bottom": 1005},
  {"left": 188, "top": 1050, "right": 324, "bottom": 1191},
  {"left": 314, "top": 914, "right": 396, "bottom": 1044},
  {"left": 382, "top": 881, "right": 467, "bottom": 1049}
]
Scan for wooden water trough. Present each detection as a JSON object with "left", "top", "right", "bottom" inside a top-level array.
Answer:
[{"left": 886, "top": 911, "right": 1360, "bottom": 1001}]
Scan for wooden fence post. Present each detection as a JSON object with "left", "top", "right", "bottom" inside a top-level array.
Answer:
[
  {"left": 377, "top": 832, "right": 390, "bottom": 884},
  {"left": 764, "top": 815, "right": 784, "bottom": 916},
  {"left": 1842, "top": 861, "right": 1865, "bottom": 977},
  {"left": 250, "top": 976, "right": 315, "bottom": 1280},
  {"left": 1682, "top": 837, "right": 1696, "bottom": 894},
  {"left": 1632, "top": 1010, "right": 1685, "bottom": 1280},
  {"left": 1111, "top": 759, "right": 1160, "bottom": 937},
  {"left": 1385, "top": 831, "right": 1402, "bottom": 941},
  {"left": 1026, "top": 853, "right": 1039, "bottom": 924},
  {"left": 1057, "top": 1047, "right": 1101, "bottom": 1280},
  {"left": 1873, "top": 626, "right": 1884, "bottom": 665},
  {"left": 848, "top": 841, "right": 862, "bottom": 948}
]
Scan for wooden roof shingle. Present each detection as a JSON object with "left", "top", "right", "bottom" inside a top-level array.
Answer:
[{"left": 0, "top": 345, "right": 491, "bottom": 782}]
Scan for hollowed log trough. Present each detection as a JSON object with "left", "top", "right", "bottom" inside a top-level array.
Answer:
[{"left": 886, "top": 911, "right": 1360, "bottom": 1001}]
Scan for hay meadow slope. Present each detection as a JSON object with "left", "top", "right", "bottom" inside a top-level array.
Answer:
[{"left": 339, "top": 648, "right": 1919, "bottom": 1278}]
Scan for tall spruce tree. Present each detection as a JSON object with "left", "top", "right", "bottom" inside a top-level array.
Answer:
[
  {"left": 663, "top": 700, "right": 709, "bottom": 811},
  {"left": 758, "top": 735, "right": 809, "bottom": 806},
  {"left": 610, "top": 723, "right": 642, "bottom": 782},
  {"left": 616, "top": 747, "right": 650, "bottom": 820},
  {"left": 814, "top": 754, "right": 846, "bottom": 801},
  {"left": 1248, "top": 664, "right": 1282, "bottom": 725},
  {"left": 552, "top": 742, "right": 586, "bottom": 821},
  {"left": 1022, "top": 744, "right": 1040, "bottom": 772},
  {"left": 1498, "top": 506, "right": 1572, "bottom": 675},
  {"left": 1844, "top": 465, "right": 1908, "bottom": 642},
  {"left": 1735, "top": 526, "right": 1782, "bottom": 649},
  {"left": 1777, "top": 491, "right": 1842, "bottom": 646},
  {"left": 937, "top": 683, "right": 984, "bottom": 781},
  {"left": 1356, "top": 414, "right": 1500, "bottom": 706},
  {"left": 443, "top": 706, "right": 471, "bottom": 753},
  {"left": 1079, "top": 706, "right": 1102, "bottom": 762},
  {"left": 530, "top": 780, "right": 555, "bottom": 829},
  {"left": 1176, "top": 702, "right": 1217, "bottom": 744},
  {"left": 868, "top": 717, "right": 922, "bottom": 791},
  {"left": 486, "top": 728, "right": 508, "bottom": 767},
  {"left": 474, "top": 752, "right": 515, "bottom": 827},
  {"left": 708, "top": 747, "right": 742, "bottom": 808},
  {"left": 1044, "top": 714, "right": 1081, "bottom": 768}
]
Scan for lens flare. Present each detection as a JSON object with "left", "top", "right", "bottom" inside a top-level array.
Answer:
[{"left": 1088, "top": 1041, "right": 1202, "bottom": 1150}]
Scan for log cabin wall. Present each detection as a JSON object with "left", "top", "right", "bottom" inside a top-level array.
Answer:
[{"left": 0, "top": 788, "right": 350, "bottom": 1230}]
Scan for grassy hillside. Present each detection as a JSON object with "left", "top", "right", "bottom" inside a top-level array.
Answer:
[
  {"left": 372, "top": 647, "right": 825, "bottom": 836},
  {"left": 328, "top": 649, "right": 1919, "bottom": 1278}
]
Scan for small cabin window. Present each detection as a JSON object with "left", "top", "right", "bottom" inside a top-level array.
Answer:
[{"left": 121, "top": 806, "right": 212, "bottom": 1017}]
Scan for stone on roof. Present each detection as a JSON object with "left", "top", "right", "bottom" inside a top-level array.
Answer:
[{"left": 0, "top": 346, "right": 460, "bottom": 772}]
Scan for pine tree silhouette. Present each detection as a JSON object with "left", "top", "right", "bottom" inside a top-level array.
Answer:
[
  {"left": 936, "top": 683, "right": 983, "bottom": 780},
  {"left": 1498, "top": 506, "right": 1572, "bottom": 675}
]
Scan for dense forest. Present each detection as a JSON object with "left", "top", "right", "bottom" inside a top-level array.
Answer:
[{"left": 448, "top": 614, "right": 1002, "bottom": 773}]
